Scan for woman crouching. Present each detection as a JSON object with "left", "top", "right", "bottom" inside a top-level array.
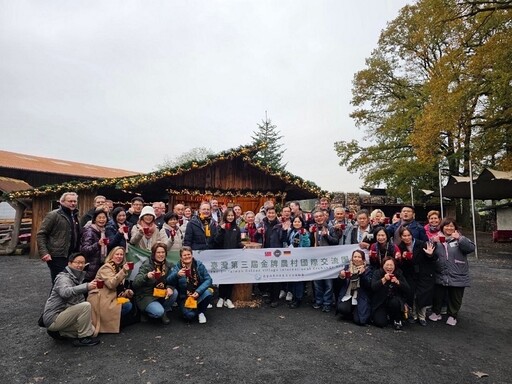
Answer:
[
  {"left": 371, "top": 257, "right": 411, "bottom": 330},
  {"left": 336, "top": 249, "right": 373, "bottom": 325},
  {"left": 167, "top": 246, "right": 213, "bottom": 324},
  {"left": 133, "top": 242, "right": 178, "bottom": 325}
]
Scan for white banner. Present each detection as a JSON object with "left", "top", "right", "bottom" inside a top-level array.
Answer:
[{"left": 194, "top": 244, "right": 359, "bottom": 284}]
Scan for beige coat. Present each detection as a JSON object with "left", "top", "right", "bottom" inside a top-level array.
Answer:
[
  {"left": 130, "top": 225, "right": 160, "bottom": 251},
  {"left": 87, "top": 263, "right": 129, "bottom": 335}
]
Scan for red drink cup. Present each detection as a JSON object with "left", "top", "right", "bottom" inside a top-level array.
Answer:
[
  {"left": 185, "top": 269, "right": 191, "bottom": 278},
  {"left": 126, "top": 262, "right": 134, "bottom": 270},
  {"left": 439, "top": 235, "right": 446, "bottom": 243},
  {"left": 370, "top": 250, "right": 377, "bottom": 259},
  {"left": 122, "top": 225, "right": 129, "bottom": 233},
  {"left": 384, "top": 217, "right": 390, "bottom": 224},
  {"left": 405, "top": 251, "right": 413, "bottom": 260},
  {"left": 226, "top": 223, "right": 231, "bottom": 230},
  {"left": 143, "top": 227, "right": 150, "bottom": 236},
  {"left": 102, "top": 238, "right": 109, "bottom": 245},
  {"left": 96, "top": 280, "right": 104, "bottom": 289},
  {"left": 300, "top": 228, "right": 306, "bottom": 235},
  {"left": 340, "top": 223, "right": 346, "bottom": 230},
  {"left": 395, "top": 213, "right": 400, "bottom": 219},
  {"left": 153, "top": 271, "right": 161, "bottom": 279},
  {"left": 344, "top": 270, "right": 352, "bottom": 279},
  {"left": 388, "top": 274, "right": 394, "bottom": 280},
  {"left": 348, "top": 213, "right": 354, "bottom": 220}
]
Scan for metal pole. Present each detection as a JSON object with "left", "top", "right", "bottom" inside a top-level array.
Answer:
[
  {"left": 438, "top": 164, "right": 444, "bottom": 218},
  {"left": 468, "top": 158, "right": 478, "bottom": 259},
  {"left": 410, "top": 186, "right": 414, "bottom": 206}
]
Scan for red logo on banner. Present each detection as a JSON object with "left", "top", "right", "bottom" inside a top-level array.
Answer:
[{"left": 265, "top": 251, "right": 272, "bottom": 256}]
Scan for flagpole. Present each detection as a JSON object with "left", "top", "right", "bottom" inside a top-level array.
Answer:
[
  {"left": 438, "top": 163, "right": 444, "bottom": 218},
  {"left": 469, "top": 158, "right": 478, "bottom": 260}
]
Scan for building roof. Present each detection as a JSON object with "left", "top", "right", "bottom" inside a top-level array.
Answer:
[
  {"left": 5, "top": 144, "right": 330, "bottom": 202},
  {"left": 0, "top": 150, "right": 138, "bottom": 179},
  {"left": 0, "top": 177, "right": 32, "bottom": 194}
]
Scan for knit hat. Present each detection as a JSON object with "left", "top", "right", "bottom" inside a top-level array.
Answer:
[
  {"left": 140, "top": 206, "right": 156, "bottom": 219},
  {"left": 131, "top": 196, "right": 145, "bottom": 204}
]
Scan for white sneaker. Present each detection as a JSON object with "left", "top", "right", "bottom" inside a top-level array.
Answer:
[
  {"left": 224, "top": 299, "right": 235, "bottom": 309},
  {"left": 198, "top": 313, "right": 207, "bottom": 324},
  {"left": 216, "top": 298, "right": 224, "bottom": 308},
  {"left": 279, "top": 290, "right": 286, "bottom": 299},
  {"left": 207, "top": 304, "right": 213, "bottom": 309},
  {"left": 285, "top": 292, "right": 293, "bottom": 301}
]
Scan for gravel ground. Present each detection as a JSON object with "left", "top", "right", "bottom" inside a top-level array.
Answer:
[{"left": 1, "top": 232, "right": 511, "bottom": 384}]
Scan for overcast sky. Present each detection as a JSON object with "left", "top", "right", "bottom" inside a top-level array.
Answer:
[{"left": 0, "top": 0, "right": 410, "bottom": 193}]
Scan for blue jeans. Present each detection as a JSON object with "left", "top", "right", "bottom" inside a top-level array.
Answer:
[
  {"left": 145, "top": 290, "right": 178, "bottom": 318},
  {"left": 289, "top": 282, "right": 304, "bottom": 301},
  {"left": 121, "top": 302, "right": 133, "bottom": 316},
  {"left": 313, "top": 279, "right": 333, "bottom": 306},
  {"left": 179, "top": 289, "right": 213, "bottom": 320}
]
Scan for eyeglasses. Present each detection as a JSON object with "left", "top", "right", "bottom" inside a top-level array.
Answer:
[{"left": 71, "top": 260, "right": 86, "bottom": 265}]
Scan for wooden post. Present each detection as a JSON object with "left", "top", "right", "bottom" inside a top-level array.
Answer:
[{"left": 231, "top": 242, "right": 261, "bottom": 302}]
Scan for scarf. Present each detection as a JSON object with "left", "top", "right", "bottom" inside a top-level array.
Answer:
[
  {"left": 91, "top": 223, "right": 107, "bottom": 260},
  {"left": 200, "top": 215, "right": 212, "bottom": 237},
  {"left": 153, "top": 259, "right": 167, "bottom": 289},
  {"left": 343, "top": 261, "right": 362, "bottom": 301},
  {"left": 183, "top": 261, "right": 200, "bottom": 295},
  {"left": 245, "top": 223, "right": 258, "bottom": 242}
]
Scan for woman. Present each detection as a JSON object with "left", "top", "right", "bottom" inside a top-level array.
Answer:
[
  {"left": 424, "top": 210, "right": 441, "bottom": 240},
  {"left": 337, "top": 250, "right": 373, "bottom": 325},
  {"left": 397, "top": 227, "right": 436, "bottom": 326},
  {"left": 132, "top": 242, "right": 178, "bottom": 325},
  {"left": 158, "top": 212, "right": 185, "bottom": 251},
  {"left": 105, "top": 207, "right": 131, "bottom": 252},
  {"left": 167, "top": 246, "right": 213, "bottom": 324},
  {"left": 214, "top": 208, "right": 244, "bottom": 309},
  {"left": 282, "top": 216, "right": 310, "bottom": 308},
  {"left": 368, "top": 227, "right": 400, "bottom": 269},
  {"left": 429, "top": 218, "right": 474, "bottom": 326},
  {"left": 370, "top": 209, "right": 386, "bottom": 226},
  {"left": 183, "top": 206, "right": 193, "bottom": 225},
  {"left": 87, "top": 246, "right": 134, "bottom": 335},
  {"left": 371, "top": 257, "right": 411, "bottom": 330},
  {"left": 130, "top": 206, "right": 159, "bottom": 251},
  {"left": 81, "top": 208, "right": 109, "bottom": 282}
]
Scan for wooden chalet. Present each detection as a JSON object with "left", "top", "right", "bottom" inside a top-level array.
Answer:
[{"left": 3, "top": 145, "right": 329, "bottom": 257}]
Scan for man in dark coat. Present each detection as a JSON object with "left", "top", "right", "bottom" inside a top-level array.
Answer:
[
  {"left": 183, "top": 202, "right": 218, "bottom": 250},
  {"left": 37, "top": 192, "right": 81, "bottom": 283}
]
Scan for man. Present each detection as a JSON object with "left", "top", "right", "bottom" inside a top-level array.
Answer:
[
  {"left": 330, "top": 206, "right": 353, "bottom": 245},
  {"left": 255, "top": 200, "right": 274, "bottom": 225},
  {"left": 344, "top": 209, "right": 375, "bottom": 250},
  {"left": 386, "top": 205, "right": 428, "bottom": 243},
  {"left": 42, "top": 252, "right": 100, "bottom": 347},
  {"left": 289, "top": 201, "right": 303, "bottom": 221},
  {"left": 280, "top": 205, "right": 292, "bottom": 224},
  {"left": 256, "top": 207, "right": 285, "bottom": 307},
  {"left": 173, "top": 203, "right": 186, "bottom": 225},
  {"left": 37, "top": 192, "right": 81, "bottom": 283},
  {"left": 319, "top": 197, "right": 334, "bottom": 222},
  {"left": 183, "top": 202, "right": 218, "bottom": 250},
  {"left": 210, "top": 199, "right": 222, "bottom": 224},
  {"left": 310, "top": 209, "right": 339, "bottom": 313},
  {"left": 152, "top": 201, "right": 166, "bottom": 230},
  {"left": 126, "top": 196, "right": 145, "bottom": 226},
  {"left": 104, "top": 199, "right": 114, "bottom": 215},
  {"left": 79, "top": 195, "right": 106, "bottom": 227}
]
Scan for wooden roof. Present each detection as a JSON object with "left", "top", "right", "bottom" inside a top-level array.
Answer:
[
  {"left": 4, "top": 145, "right": 330, "bottom": 202},
  {"left": 0, "top": 150, "right": 138, "bottom": 179},
  {"left": 0, "top": 177, "right": 32, "bottom": 194}
]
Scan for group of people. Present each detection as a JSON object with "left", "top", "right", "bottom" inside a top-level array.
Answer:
[{"left": 37, "top": 193, "right": 474, "bottom": 346}]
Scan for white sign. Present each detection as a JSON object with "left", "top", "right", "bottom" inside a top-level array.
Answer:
[{"left": 194, "top": 244, "right": 359, "bottom": 284}]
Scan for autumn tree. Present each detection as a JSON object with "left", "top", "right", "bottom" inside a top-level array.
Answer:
[
  {"left": 335, "top": 0, "right": 512, "bottom": 209},
  {"left": 251, "top": 113, "right": 287, "bottom": 170}
]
